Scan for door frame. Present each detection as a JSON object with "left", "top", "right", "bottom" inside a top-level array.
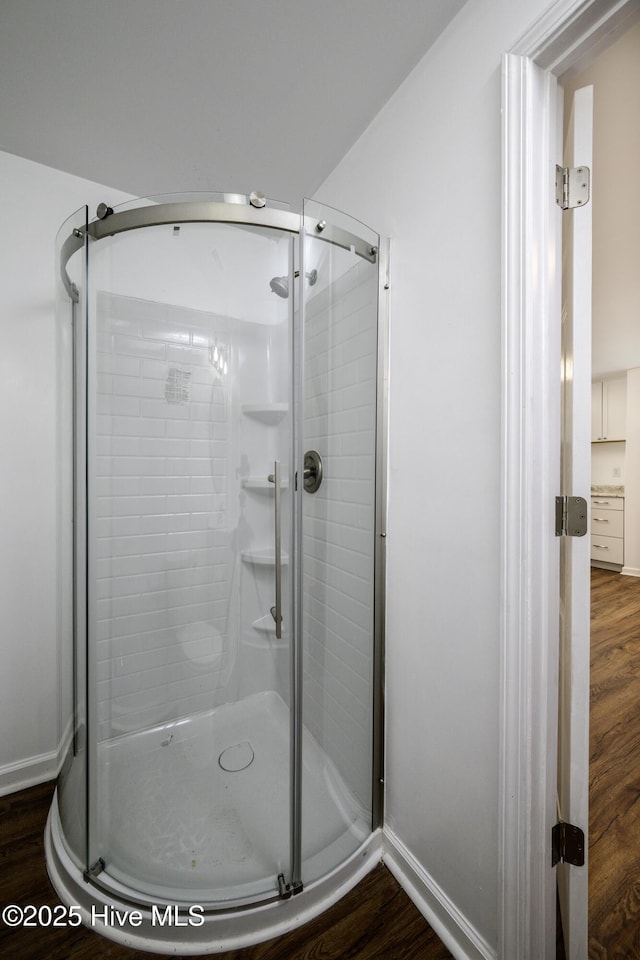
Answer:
[{"left": 500, "top": 1, "right": 640, "bottom": 957}]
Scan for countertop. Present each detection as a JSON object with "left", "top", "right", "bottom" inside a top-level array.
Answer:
[{"left": 591, "top": 484, "right": 624, "bottom": 497}]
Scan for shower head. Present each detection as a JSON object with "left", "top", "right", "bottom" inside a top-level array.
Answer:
[{"left": 269, "top": 269, "right": 318, "bottom": 299}]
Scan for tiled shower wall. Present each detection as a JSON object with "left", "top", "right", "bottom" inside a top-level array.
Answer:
[
  {"left": 93, "top": 292, "right": 238, "bottom": 740},
  {"left": 303, "top": 260, "right": 378, "bottom": 809},
  {"left": 89, "top": 263, "right": 379, "bottom": 784}
]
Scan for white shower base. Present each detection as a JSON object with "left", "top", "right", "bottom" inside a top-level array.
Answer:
[
  {"left": 45, "top": 690, "right": 380, "bottom": 953},
  {"left": 99, "top": 690, "right": 369, "bottom": 901}
]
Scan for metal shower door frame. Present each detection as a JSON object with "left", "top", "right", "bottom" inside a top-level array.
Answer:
[
  {"left": 63, "top": 194, "right": 386, "bottom": 908},
  {"left": 298, "top": 198, "right": 388, "bottom": 864}
]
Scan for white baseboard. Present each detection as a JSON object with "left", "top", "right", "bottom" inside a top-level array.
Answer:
[
  {"left": 383, "top": 828, "right": 496, "bottom": 960},
  {"left": 592, "top": 560, "right": 622, "bottom": 572},
  {"left": 621, "top": 566, "right": 640, "bottom": 578},
  {"left": 0, "top": 719, "right": 73, "bottom": 797},
  {"left": 0, "top": 750, "right": 57, "bottom": 797}
]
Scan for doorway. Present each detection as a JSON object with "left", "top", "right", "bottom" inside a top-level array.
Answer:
[
  {"left": 501, "top": 2, "right": 640, "bottom": 957},
  {"left": 560, "top": 20, "right": 640, "bottom": 957}
]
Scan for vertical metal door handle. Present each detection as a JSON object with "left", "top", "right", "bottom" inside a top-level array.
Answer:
[{"left": 273, "top": 460, "right": 282, "bottom": 639}]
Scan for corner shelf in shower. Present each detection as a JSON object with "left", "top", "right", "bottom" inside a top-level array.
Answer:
[
  {"left": 241, "top": 476, "right": 289, "bottom": 493},
  {"left": 252, "top": 614, "right": 277, "bottom": 634},
  {"left": 240, "top": 548, "right": 289, "bottom": 567},
  {"left": 241, "top": 403, "right": 288, "bottom": 425},
  {"left": 245, "top": 616, "right": 288, "bottom": 647}
]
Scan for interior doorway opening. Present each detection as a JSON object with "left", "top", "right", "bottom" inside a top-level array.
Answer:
[
  {"left": 559, "top": 19, "right": 640, "bottom": 958},
  {"left": 501, "top": 2, "right": 640, "bottom": 958}
]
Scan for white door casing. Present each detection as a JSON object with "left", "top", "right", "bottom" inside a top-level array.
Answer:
[{"left": 501, "top": 52, "right": 561, "bottom": 960}]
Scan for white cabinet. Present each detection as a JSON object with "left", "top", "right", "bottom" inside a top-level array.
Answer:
[
  {"left": 591, "top": 495, "right": 624, "bottom": 566},
  {"left": 591, "top": 377, "right": 626, "bottom": 441}
]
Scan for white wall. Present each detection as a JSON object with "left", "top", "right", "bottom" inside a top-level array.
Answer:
[
  {"left": 564, "top": 22, "right": 640, "bottom": 377},
  {"left": 591, "top": 441, "right": 625, "bottom": 484},
  {"left": 0, "top": 150, "right": 133, "bottom": 794},
  {"left": 314, "top": 0, "right": 557, "bottom": 954}
]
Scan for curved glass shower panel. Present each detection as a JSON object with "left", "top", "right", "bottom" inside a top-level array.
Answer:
[
  {"left": 83, "top": 215, "right": 294, "bottom": 904},
  {"left": 55, "top": 204, "right": 89, "bottom": 869},
  {"left": 299, "top": 200, "right": 380, "bottom": 885},
  {"left": 51, "top": 195, "right": 385, "bottom": 944}
]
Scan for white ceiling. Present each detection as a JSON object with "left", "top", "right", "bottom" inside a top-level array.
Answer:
[{"left": 0, "top": 0, "right": 467, "bottom": 207}]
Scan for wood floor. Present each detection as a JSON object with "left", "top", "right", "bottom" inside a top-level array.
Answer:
[
  {"left": 8, "top": 572, "right": 640, "bottom": 960},
  {"left": 589, "top": 567, "right": 640, "bottom": 958},
  {"left": 0, "top": 780, "right": 452, "bottom": 960}
]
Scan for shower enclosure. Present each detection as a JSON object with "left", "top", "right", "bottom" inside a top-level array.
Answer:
[{"left": 47, "top": 192, "right": 387, "bottom": 952}]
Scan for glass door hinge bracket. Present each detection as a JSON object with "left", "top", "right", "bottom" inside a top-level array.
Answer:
[
  {"left": 277, "top": 873, "right": 303, "bottom": 899},
  {"left": 83, "top": 857, "right": 106, "bottom": 882}
]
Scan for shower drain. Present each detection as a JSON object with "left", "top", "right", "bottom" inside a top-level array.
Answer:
[{"left": 218, "top": 740, "right": 254, "bottom": 772}]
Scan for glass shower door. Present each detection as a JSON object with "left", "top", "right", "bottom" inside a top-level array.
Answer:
[
  {"left": 82, "top": 212, "right": 296, "bottom": 906},
  {"left": 298, "top": 200, "right": 382, "bottom": 885},
  {"left": 55, "top": 205, "right": 89, "bottom": 869}
]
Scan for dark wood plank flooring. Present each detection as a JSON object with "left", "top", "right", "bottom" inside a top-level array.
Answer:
[
  {"left": 0, "top": 780, "right": 453, "bottom": 960},
  {"left": 590, "top": 567, "right": 640, "bottom": 958}
]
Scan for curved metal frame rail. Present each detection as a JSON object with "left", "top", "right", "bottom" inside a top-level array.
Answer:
[{"left": 60, "top": 199, "right": 378, "bottom": 300}]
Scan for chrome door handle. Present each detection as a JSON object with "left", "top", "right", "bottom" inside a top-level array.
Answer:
[{"left": 272, "top": 460, "right": 282, "bottom": 639}]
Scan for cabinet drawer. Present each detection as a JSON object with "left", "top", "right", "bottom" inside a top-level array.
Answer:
[
  {"left": 591, "top": 535, "right": 624, "bottom": 564},
  {"left": 591, "top": 509, "right": 624, "bottom": 538},
  {"left": 591, "top": 496, "right": 623, "bottom": 512}
]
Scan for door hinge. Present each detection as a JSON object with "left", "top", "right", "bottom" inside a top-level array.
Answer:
[
  {"left": 555, "top": 496, "right": 588, "bottom": 537},
  {"left": 555, "top": 165, "right": 590, "bottom": 210},
  {"left": 552, "top": 821, "right": 585, "bottom": 867}
]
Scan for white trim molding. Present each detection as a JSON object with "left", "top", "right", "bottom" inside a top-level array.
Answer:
[
  {"left": 0, "top": 750, "right": 57, "bottom": 797},
  {"left": 383, "top": 829, "right": 495, "bottom": 960},
  {"left": 0, "top": 719, "right": 73, "bottom": 798},
  {"left": 501, "top": 46, "right": 561, "bottom": 960},
  {"left": 500, "top": 1, "right": 640, "bottom": 958}
]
